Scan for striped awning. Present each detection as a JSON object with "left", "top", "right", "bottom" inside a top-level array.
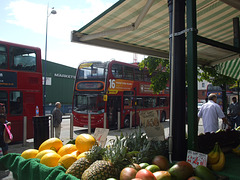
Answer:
[
  {"left": 71, "top": 0, "right": 240, "bottom": 76},
  {"left": 217, "top": 58, "right": 240, "bottom": 79}
]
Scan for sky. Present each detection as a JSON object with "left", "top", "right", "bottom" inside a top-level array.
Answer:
[{"left": 0, "top": 0, "right": 146, "bottom": 68}]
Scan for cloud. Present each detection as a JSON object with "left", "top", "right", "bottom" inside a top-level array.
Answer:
[
  {"left": 4, "top": 0, "right": 146, "bottom": 67},
  {"left": 5, "top": 0, "right": 114, "bottom": 40}
]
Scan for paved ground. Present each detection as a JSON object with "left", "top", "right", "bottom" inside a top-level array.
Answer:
[{"left": 1, "top": 117, "right": 215, "bottom": 179}]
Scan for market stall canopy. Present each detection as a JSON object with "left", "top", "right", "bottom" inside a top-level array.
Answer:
[
  {"left": 217, "top": 58, "right": 240, "bottom": 80},
  {"left": 71, "top": 0, "right": 240, "bottom": 68}
]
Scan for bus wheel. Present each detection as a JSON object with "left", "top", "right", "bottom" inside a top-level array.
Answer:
[
  {"left": 161, "top": 111, "right": 166, "bottom": 122},
  {"left": 124, "top": 116, "right": 130, "bottom": 128}
]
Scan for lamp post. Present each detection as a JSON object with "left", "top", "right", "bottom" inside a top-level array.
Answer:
[{"left": 43, "top": 5, "right": 57, "bottom": 115}]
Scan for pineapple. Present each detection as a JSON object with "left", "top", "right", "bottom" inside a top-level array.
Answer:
[
  {"left": 66, "top": 145, "right": 105, "bottom": 179},
  {"left": 81, "top": 136, "right": 133, "bottom": 180}
]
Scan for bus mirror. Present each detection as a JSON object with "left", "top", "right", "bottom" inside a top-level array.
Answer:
[{"left": 103, "top": 95, "right": 108, "bottom": 101}]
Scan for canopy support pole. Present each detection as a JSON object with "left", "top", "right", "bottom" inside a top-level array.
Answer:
[
  {"left": 187, "top": 0, "right": 198, "bottom": 151},
  {"left": 168, "top": 0, "right": 187, "bottom": 161}
]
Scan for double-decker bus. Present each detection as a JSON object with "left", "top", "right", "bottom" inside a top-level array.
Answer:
[
  {"left": 72, "top": 60, "right": 169, "bottom": 129},
  {"left": 0, "top": 40, "right": 43, "bottom": 142},
  {"left": 206, "top": 84, "right": 237, "bottom": 105}
]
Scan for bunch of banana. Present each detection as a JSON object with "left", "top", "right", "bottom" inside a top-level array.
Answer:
[
  {"left": 235, "top": 126, "right": 240, "bottom": 131},
  {"left": 232, "top": 144, "right": 240, "bottom": 155},
  {"left": 207, "top": 142, "right": 225, "bottom": 171}
]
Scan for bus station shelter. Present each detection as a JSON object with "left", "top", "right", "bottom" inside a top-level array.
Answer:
[{"left": 71, "top": 0, "right": 240, "bottom": 161}]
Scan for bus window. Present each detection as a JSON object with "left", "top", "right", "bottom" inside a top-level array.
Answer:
[
  {"left": 136, "top": 97, "right": 143, "bottom": 109},
  {"left": 123, "top": 96, "right": 132, "bottom": 109},
  {"left": 0, "top": 91, "right": 8, "bottom": 113},
  {"left": 112, "top": 64, "right": 123, "bottom": 78},
  {"left": 124, "top": 66, "right": 134, "bottom": 80},
  {"left": 159, "top": 97, "right": 168, "bottom": 107},
  {"left": 10, "top": 91, "right": 23, "bottom": 115},
  {"left": 0, "top": 45, "right": 7, "bottom": 69},
  {"left": 144, "top": 97, "right": 154, "bottom": 108},
  {"left": 143, "top": 70, "right": 151, "bottom": 82},
  {"left": 10, "top": 47, "right": 36, "bottom": 71},
  {"left": 134, "top": 69, "right": 144, "bottom": 81}
]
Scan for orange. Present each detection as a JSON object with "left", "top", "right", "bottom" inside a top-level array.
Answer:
[
  {"left": 39, "top": 138, "right": 63, "bottom": 152},
  {"left": 71, "top": 150, "right": 81, "bottom": 157},
  {"left": 77, "top": 151, "right": 87, "bottom": 159},
  {"left": 35, "top": 149, "right": 57, "bottom": 160},
  {"left": 40, "top": 152, "right": 61, "bottom": 167},
  {"left": 58, "top": 154, "right": 77, "bottom": 169},
  {"left": 21, "top": 149, "right": 39, "bottom": 159},
  {"left": 75, "top": 134, "right": 96, "bottom": 153},
  {"left": 57, "top": 144, "right": 77, "bottom": 156}
]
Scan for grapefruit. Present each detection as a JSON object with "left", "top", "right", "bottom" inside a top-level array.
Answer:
[
  {"left": 40, "top": 152, "right": 61, "bottom": 167},
  {"left": 21, "top": 149, "right": 39, "bottom": 159},
  {"left": 57, "top": 144, "right": 77, "bottom": 156},
  {"left": 35, "top": 149, "right": 56, "bottom": 159},
  {"left": 75, "top": 134, "right": 96, "bottom": 153},
  {"left": 58, "top": 154, "right": 77, "bottom": 169},
  {"left": 39, "top": 138, "right": 63, "bottom": 152}
]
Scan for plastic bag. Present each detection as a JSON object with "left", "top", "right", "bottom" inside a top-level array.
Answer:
[{"left": 3, "top": 122, "right": 13, "bottom": 143}]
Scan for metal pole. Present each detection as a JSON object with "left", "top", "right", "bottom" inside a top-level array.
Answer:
[
  {"left": 158, "top": 110, "right": 161, "bottom": 122},
  {"left": 88, "top": 113, "right": 91, "bottom": 134},
  {"left": 23, "top": 116, "right": 27, "bottom": 146},
  {"left": 187, "top": 0, "right": 198, "bottom": 151},
  {"left": 43, "top": 4, "right": 49, "bottom": 116},
  {"left": 130, "top": 111, "right": 132, "bottom": 129},
  {"left": 104, "top": 112, "right": 107, "bottom": 129},
  {"left": 118, "top": 111, "right": 121, "bottom": 131},
  {"left": 70, "top": 113, "right": 73, "bottom": 140},
  {"left": 50, "top": 115, "right": 54, "bottom": 138}
]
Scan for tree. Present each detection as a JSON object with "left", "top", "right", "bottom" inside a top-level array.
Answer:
[{"left": 138, "top": 56, "right": 170, "bottom": 93}]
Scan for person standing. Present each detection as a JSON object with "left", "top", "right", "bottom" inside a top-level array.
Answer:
[
  {"left": 228, "top": 97, "right": 240, "bottom": 129},
  {"left": 52, "top": 102, "right": 63, "bottom": 139},
  {"left": 0, "top": 103, "right": 9, "bottom": 155},
  {"left": 198, "top": 93, "right": 231, "bottom": 133}
]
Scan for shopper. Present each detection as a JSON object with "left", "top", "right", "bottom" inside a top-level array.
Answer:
[
  {"left": 0, "top": 103, "right": 9, "bottom": 155},
  {"left": 198, "top": 93, "right": 231, "bottom": 133},
  {"left": 52, "top": 102, "right": 63, "bottom": 139},
  {"left": 228, "top": 97, "right": 240, "bottom": 129}
]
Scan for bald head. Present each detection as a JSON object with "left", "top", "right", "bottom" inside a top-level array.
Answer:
[{"left": 208, "top": 93, "right": 217, "bottom": 102}]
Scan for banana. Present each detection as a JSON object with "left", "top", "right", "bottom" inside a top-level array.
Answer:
[
  {"left": 210, "top": 146, "right": 225, "bottom": 171},
  {"left": 208, "top": 142, "right": 220, "bottom": 165},
  {"left": 232, "top": 144, "right": 240, "bottom": 155}
]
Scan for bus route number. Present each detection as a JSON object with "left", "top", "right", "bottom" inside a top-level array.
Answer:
[{"left": 109, "top": 79, "right": 116, "bottom": 89}]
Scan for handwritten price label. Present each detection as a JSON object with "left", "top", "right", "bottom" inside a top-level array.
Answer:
[{"left": 186, "top": 150, "right": 208, "bottom": 168}]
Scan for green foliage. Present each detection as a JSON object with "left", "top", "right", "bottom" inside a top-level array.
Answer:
[
  {"left": 139, "top": 56, "right": 170, "bottom": 93},
  {"left": 198, "top": 66, "right": 236, "bottom": 86}
]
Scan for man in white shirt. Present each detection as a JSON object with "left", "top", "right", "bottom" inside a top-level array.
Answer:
[{"left": 198, "top": 93, "right": 231, "bottom": 133}]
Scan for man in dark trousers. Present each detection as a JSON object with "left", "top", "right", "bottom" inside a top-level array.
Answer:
[
  {"left": 228, "top": 97, "right": 240, "bottom": 129},
  {"left": 52, "top": 102, "right": 63, "bottom": 139}
]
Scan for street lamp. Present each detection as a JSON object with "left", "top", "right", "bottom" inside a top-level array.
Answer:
[{"left": 43, "top": 5, "right": 57, "bottom": 115}]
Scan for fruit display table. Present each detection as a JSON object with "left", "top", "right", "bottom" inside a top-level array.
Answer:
[
  {"left": 214, "top": 153, "right": 240, "bottom": 180},
  {"left": 0, "top": 153, "right": 78, "bottom": 180}
]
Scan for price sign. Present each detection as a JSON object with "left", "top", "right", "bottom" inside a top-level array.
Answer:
[
  {"left": 93, "top": 128, "right": 109, "bottom": 148},
  {"left": 186, "top": 150, "right": 208, "bottom": 168}
]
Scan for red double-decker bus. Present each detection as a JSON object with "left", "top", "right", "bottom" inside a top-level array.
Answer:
[
  {"left": 0, "top": 40, "right": 43, "bottom": 141},
  {"left": 72, "top": 60, "right": 169, "bottom": 129}
]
